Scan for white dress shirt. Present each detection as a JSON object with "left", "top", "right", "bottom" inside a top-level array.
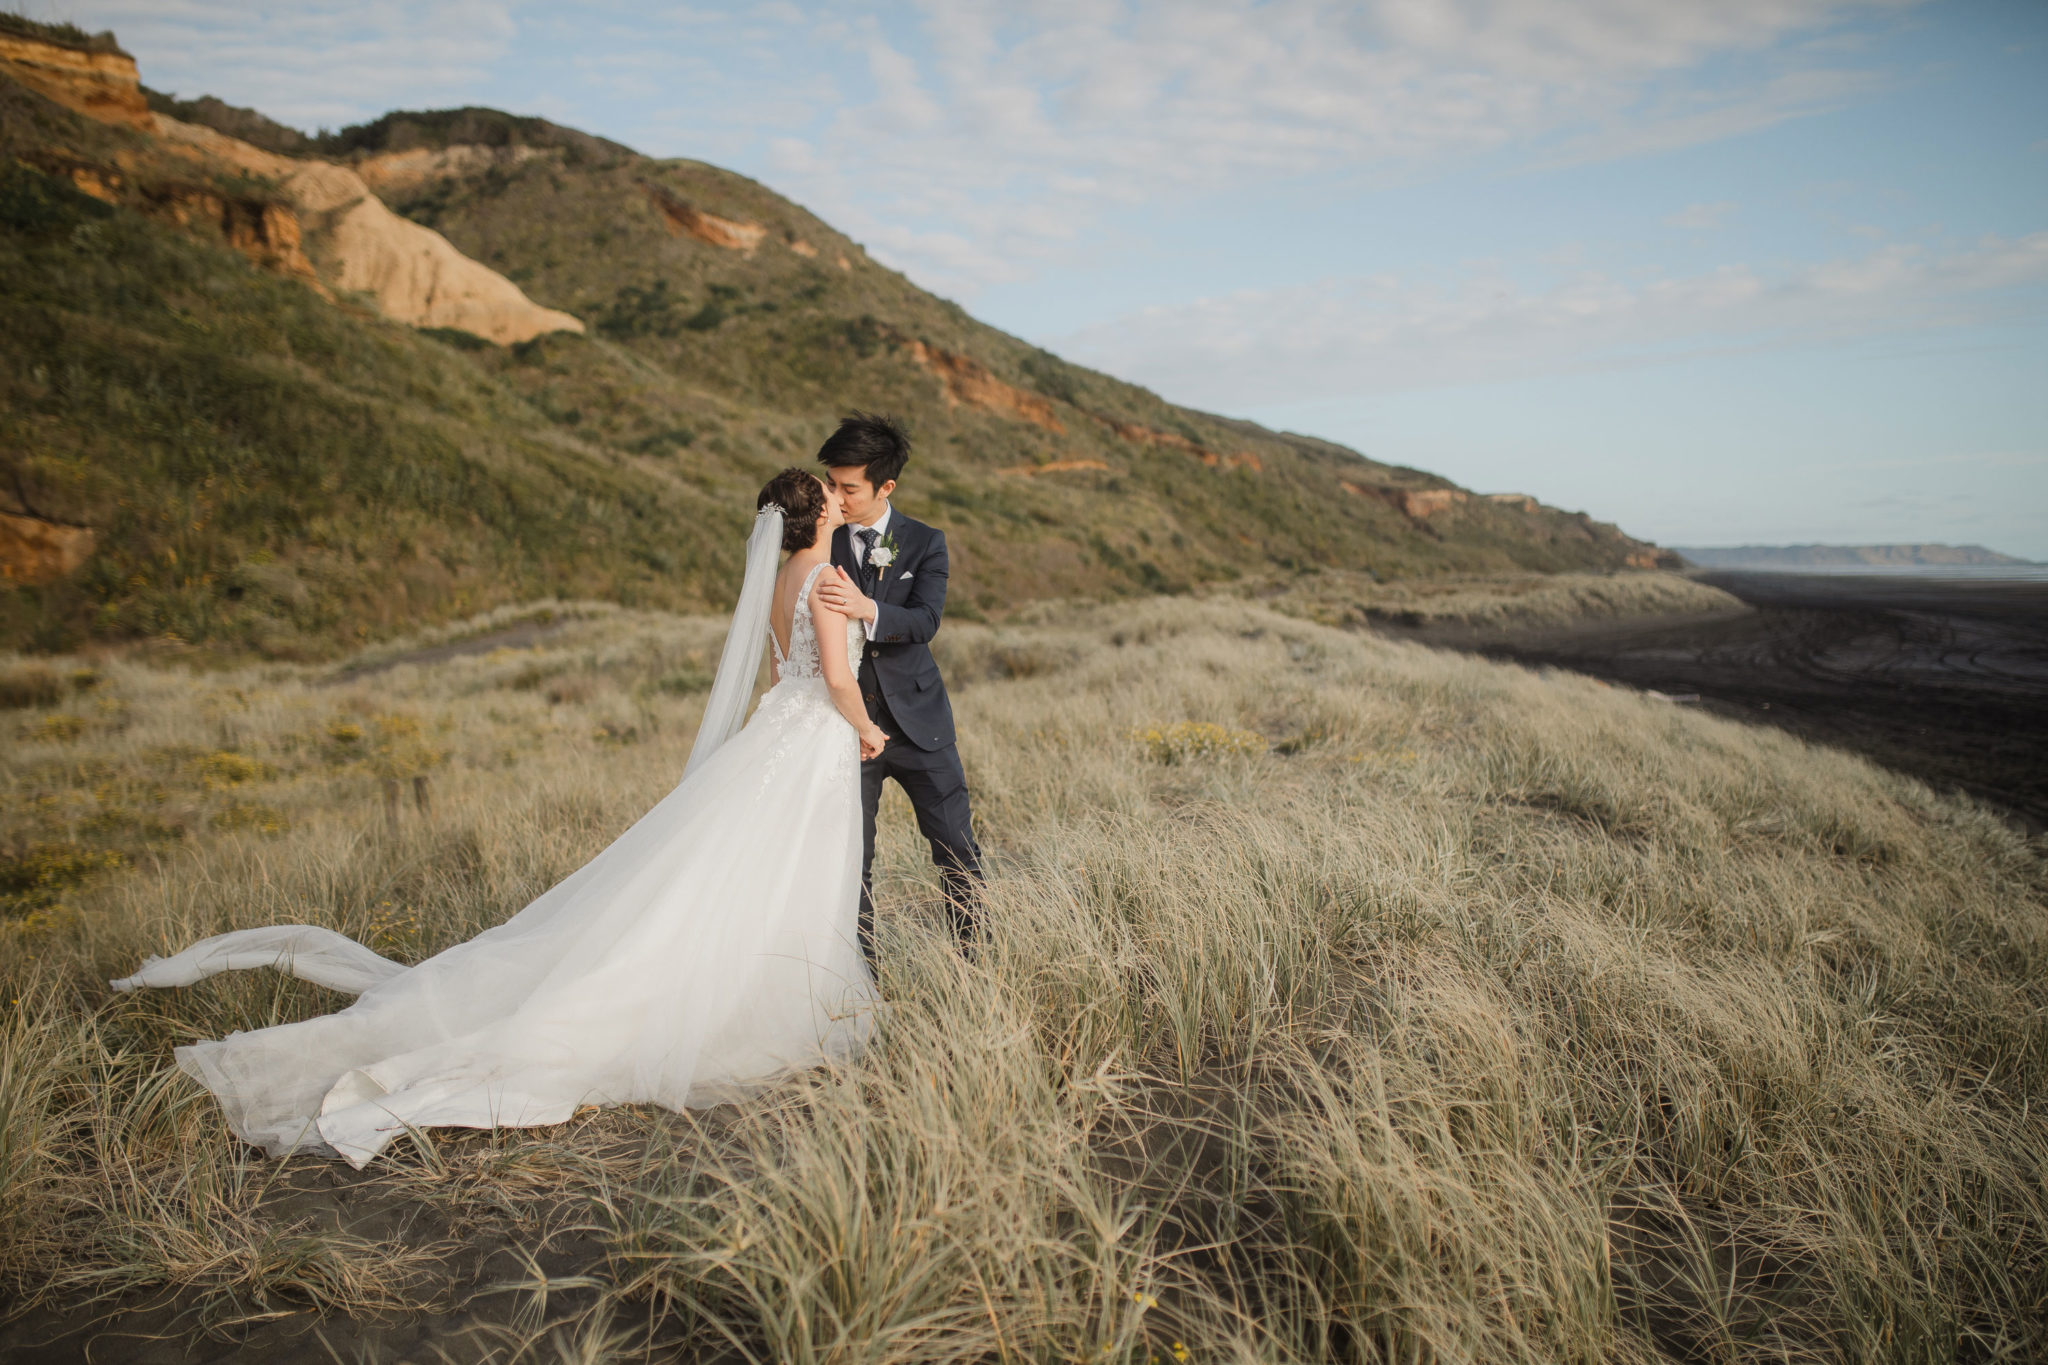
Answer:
[{"left": 853, "top": 503, "right": 892, "bottom": 559}]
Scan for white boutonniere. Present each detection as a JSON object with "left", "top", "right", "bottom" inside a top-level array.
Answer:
[{"left": 868, "top": 532, "right": 901, "bottom": 580}]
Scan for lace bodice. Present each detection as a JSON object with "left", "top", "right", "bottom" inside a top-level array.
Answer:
[{"left": 771, "top": 563, "right": 862, "bottom": 682}]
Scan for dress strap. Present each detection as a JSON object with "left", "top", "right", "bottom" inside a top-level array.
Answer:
[{"left": 796, "top": 562, "right": 830, "bottom": 617}]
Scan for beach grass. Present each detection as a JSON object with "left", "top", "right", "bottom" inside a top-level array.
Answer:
[{"left": 2, "top": 595, "right": 2043, "bottom": 1361}]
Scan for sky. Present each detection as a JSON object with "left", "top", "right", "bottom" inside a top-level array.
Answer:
[{"left": 41, "top": 0, "right": 2048, "bottom": 558}]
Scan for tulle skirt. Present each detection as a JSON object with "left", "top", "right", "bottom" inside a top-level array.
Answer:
[{"left": 114, "top": 677, "right": 875, "bottom": 1168}]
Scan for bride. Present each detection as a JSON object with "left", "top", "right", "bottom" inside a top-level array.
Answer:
[{"left": 113, "top": 469, "right": 891, "bottom": 1168}]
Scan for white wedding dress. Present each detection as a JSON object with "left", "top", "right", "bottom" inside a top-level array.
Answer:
[{"left": 115, "top": 553, "right": 875, "bottom": 1168}]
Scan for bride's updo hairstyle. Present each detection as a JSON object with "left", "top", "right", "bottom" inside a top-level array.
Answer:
[{"left": 756, "top": 467, "right": 829, "bottom": 553}]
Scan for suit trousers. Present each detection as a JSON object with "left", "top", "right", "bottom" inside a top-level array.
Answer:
[{"left": 857, "top": 690, "right": 983, "bottom": 966}]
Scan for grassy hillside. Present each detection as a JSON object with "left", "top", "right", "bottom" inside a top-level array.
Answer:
[
  {"left": 344, "top": 106, "right": 1674, "bottom": 589},
  {"left": 0, "top": 78, "right": 733, "bottom": 658},
  {"left": 2, "top": 598, "right": 2042, "bottom": 1360},
  {"left": 2, "top": 43, "right": 1677, "bottom": 661}
]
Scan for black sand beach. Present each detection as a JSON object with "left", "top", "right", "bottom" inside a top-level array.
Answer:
[{"left": 1451, "top": 572, "right": 2048, "bottom": 831}]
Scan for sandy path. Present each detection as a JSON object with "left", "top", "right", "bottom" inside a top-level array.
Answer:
[{"left": 324, "top": 619, "right": 575, "bottom": 684}]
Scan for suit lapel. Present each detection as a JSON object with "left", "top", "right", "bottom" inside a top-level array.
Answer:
[
  {"left": 871, "top": 515, "right": 923, "bottom": 604},
  {"left": 830, "top": 524, "right": 856, "bottom": 581}
]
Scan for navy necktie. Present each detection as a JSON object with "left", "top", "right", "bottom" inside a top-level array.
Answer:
[{"left": 856, "top": 527, "right": 878, "bottom": 589}]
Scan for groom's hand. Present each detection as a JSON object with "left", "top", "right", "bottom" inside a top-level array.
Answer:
[{"left": 815, "top": 567, "right": 877, "bottom": 623}]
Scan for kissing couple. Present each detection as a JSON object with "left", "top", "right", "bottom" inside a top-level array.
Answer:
[{"left": 114, "top": 414, "right": 985, "bottom": 1167}]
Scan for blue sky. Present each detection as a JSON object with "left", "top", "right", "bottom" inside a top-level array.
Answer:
[{"left": 48, "top": 0, "right": 2048, "bottom": 557}]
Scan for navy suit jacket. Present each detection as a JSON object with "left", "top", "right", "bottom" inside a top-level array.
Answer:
[{"left": 832, "top": 511, "right": 958, "bottom": 752}]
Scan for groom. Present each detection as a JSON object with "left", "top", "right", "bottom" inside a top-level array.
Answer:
[{"left": 810, "top": 413, "right": 984, "bottom": 965}]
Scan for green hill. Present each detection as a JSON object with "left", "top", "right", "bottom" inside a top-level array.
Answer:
[{"left": 1, "top": 25, "right": 1677, "bottom": 660}]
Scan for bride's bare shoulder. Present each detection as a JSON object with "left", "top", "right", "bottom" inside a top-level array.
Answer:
[{"left": 773, "top": 558, "right": 815, "bottom": 594}]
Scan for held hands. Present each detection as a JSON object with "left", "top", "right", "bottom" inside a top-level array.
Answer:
[
  {"left": 859, "top": 724, "right": 888, "bottom": 761},
  {"left": 814, "top": 566, "right": 877, "bottom": 623}
]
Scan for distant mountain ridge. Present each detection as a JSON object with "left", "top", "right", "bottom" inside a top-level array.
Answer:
[
  {"left": 1, "top": 16, "right": 1681, "bottom": 658},
  {"left": 1676, "top": 545, "right": 2035, "bottom": 569}
]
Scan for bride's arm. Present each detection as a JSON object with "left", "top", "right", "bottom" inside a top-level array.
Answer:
[{"left": 813, "top": 597, "right": 888, "bottom": 759}]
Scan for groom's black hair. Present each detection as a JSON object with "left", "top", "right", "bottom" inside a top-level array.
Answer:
[{"left": 816, "top": 411, "right": 910, "bottom": 490}]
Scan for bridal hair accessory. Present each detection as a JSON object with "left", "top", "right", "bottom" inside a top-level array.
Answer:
[{"left": 685, "top": 505, "right": 784, "bottom": 779}]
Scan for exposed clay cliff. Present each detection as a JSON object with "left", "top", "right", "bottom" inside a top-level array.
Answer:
[
  {"left": 1098, "top": 416, "right": 1261, "bottom": 471},
  {"left": 0, "top": 512, "right": 97, "bottom": 586},
  {"left": 0, "top": 30, "right": 150, "bottom": 129},
  {"left": 888, "top": 332, "right": 1266, "bottom": 467},
  {"left": 355, "top": 143, "right": 550, "bottom": 197},
  {"left": 641, "top": 183, "right": 769, "bottom": 253},
  {"left": 903, "top": 339, "right": 1067, "bottom": 433},
  {"left": 143, "top": 181, "right": 324, "bottom": 288},
  {"left": 1001, "top": 459, "right": 1110, "bottom": 477},
  {"left": 1336, "top": 480, "right": 1677, "bottom": 566},
  {"left": 1342, "top": 481, "right": 1465, "bottom": 518},
  {"left": 0, "top": 28, "right": 582, "bottom": 347},
  {"left": 1393, "top": 488, "right": 1467, "bottom": 518},
  {"left": 150, "top": 117, "right": 584, "bottom": 345}
]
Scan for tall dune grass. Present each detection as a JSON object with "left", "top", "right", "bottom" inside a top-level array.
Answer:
[{"left": 2, "top": 596, "right": 2043, "bottom": 1361}]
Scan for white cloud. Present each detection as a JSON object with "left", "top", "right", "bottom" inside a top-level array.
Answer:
[
  {"left": 740, "top": 0, "right": 1919, "bottom": 295},
  {"left": 1667, "top": 201, "right": 1737, "bottom": 230},
  {"left": 50, "top": 0, "right": 1921, "bottom": 297},
  {"left": 1534, "top": 64, "right": 1891, "bottom": 167},
  {"left": 1056, "top": 231, "right": 2048, "bottom": 406},
  {"left": 55, "top": 0, "right": 518, "bottom": 129}
]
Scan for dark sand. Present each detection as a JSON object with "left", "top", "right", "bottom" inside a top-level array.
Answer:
[
  {"left": 1439, "top": 572, "right": 2048, "bottom": 831},
  {"left": 0, "top": 1123, "right": 648, "bottom": 1364}
]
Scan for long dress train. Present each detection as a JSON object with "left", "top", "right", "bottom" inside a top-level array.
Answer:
[{"left": 114, "top": 563, "right": 874, "bottom": 1168}]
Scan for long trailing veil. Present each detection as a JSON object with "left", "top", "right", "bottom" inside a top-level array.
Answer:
[
  {"left": 114, "top": 507, "right": 790, "bottom": 998},
  {"left": 684, "top": 504, "right": 783, "bottom": 779},
  {"left": 115, "top": 505, "right": 792, "bottom": 999},
  {"left": 110, "top": 500, "right": 874, "bottom": 1166}
]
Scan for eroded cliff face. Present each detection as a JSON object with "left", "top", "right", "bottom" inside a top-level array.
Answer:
[
  {"left": 354, "top": 143, "right": 550, "bottom": 197},
  {"left": 144, "top": 181, "right": 324, "bottom": 289},
  {"left": 151, "top": 117, "right": 584, "bottom": 345},
  {"left": 1001, "top": 459, "right": 1110, "bottom": 477},
  {"left": 0, "top": 33, "right": 150, "bottom": 128},
  {"left": 0, "top": 30, "right": 583, "bottom": 347},
  {"left": 0, "top": 512, "right": 97, "bottom": 586},
  {"left": 902, "top": 338, "right": 1066, "bottom": 433},
  {"left": 639, "top": 182, "right": 769, "bottom": 253},
  {"left": 1337, "top": 481, "right": 1679, "bottom": 567},
  {"left": 1098, "top": 416, "right": 1262, "bottom": 471}
]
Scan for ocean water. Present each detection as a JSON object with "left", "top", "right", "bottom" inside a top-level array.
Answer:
[{"left": 1704, "top": 564, "right": 2048, "bottom": 582}]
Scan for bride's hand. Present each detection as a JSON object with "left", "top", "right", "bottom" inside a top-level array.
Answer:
[{"left": 859, "top": 725, "right": 888, "bottom": 761}]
